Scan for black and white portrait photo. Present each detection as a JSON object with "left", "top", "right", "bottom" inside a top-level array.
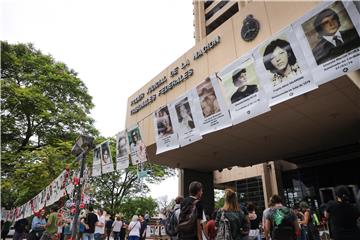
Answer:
[
  {"left": 196, "top": 78, "right": 220, "bottom": 118},
  {"left": 263, "top": 39, "right": 302, "bottom": 87},
  {"left": 175, "top": 98, "right": 195, "bottom": 132}
]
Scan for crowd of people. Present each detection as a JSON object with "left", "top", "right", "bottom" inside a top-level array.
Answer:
[{"left": 2, "top": 183, "right": 360, "bottom": 240}]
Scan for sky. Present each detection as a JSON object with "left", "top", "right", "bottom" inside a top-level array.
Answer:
[{"left": 1, "top": 0, "right": 195, "bottom": 201}]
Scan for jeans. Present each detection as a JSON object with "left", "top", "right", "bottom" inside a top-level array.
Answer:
[
  {"left": 113, "top": 232, "right": 120, "bottom": 240},
  {"left": 94, "top": 233, "right": 105, "bottom": 240},
  {"left": 82, "top": 233, "right": 94, "bottom": 240},
  {"left": 13, "top": 232, "right": 25, "bottom": 240},
  {"left": 128, "top": 236, "right": 140, "bottom": 240}
]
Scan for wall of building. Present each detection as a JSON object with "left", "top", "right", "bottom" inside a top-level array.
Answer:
[{"left": 125, "top": 1, "right": 319, "bottom": 147}]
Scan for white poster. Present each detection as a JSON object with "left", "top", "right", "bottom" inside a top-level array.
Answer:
[
  {"left": 92, "top": 146, "right": 102, "bottom": 177},
  {"left": 254, "top": 26, "right": 318, "bottom": 106},
  {"left": 192, "top": 76, "right": 232, "bottom": 135},
  {"left": 115, "top": 130, "right": 130, "bottom": 170},
  {"left": 217, "top": 54, "right": 270, "bottom": 125},
  {"left": 293, "top": 0, "right": 360, "bottom": 85},
  {"left": 101, "top": 141, "right": 114, "bottom": 174},
  {"left": 127, "top": 125, "right": 148, "bottom": 165},
  {"left": 169, "top": 91, "right": 203, "bottom": 147},
  {"left": 153, "top": 105, "right": 180, "bottom": 154}
]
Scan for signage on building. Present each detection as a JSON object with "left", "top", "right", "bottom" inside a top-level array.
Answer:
[
  {"left": 130, "top": 36, "right": 221, "bottom": 115},
  {"left": 241, "top": 15, "right": 260, "bottom": 42}
]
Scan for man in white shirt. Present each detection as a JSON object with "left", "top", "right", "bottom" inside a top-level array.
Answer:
[{"left": 94, "top": 209, "right": 105, "bottom": 240}]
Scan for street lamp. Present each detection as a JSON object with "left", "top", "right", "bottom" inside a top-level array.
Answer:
[{"left": 70, "top": 135, "right": 94, "bottom": 240}]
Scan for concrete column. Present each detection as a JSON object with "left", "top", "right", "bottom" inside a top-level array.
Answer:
[{"left": 179, "top": 168, "right": 215, "bottom": 216}]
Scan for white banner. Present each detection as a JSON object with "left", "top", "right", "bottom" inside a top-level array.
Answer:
[
  {"left": 254, "top": 26, "right": 318, "bottom": 106},
  {"left": 153, "top": 105, "right": 180, "bottom": 154},
  {"left": 192, "top": 76, "right": 232, "bottom": 135},
  {"left": 127, "top": 125, "right": 148, "bottom": 165},
  {"left": 217, "top": 54, "right": 270, "bottom": 125},
  {"left": 169, "top": 91, "right": 203, "bottom": 147},
  {"left": 293, "top": 0, "right": 360, "bottom": 85},
  {"left": 101, "top": 141, "right": 114, "bottom": 174},
  {"left": 92, "top": 146, "right": 102, "bottom": 177},
  {"left": 115, "top": 130, "right": 130, "bottom": 170}
]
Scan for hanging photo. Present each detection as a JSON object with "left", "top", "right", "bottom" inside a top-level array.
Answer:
[
  {"left": 218, "top": 53, "right": 270, "bottom": 125},
  {"left": 192, "top": 76, "right": 232, "bottom": 135},
  {"left": 153, "top": 105, "right": 180, "bottom": 154},
  {"left": 127, "top": 125, "right": 148, "bottom": 165},
  {"left": 92, "top": 146, "right": 102, "bottom": 177},
  {"left": 293, "top": 0, "right": 360, "bottom": 85},
  {"left": 254, "top": 26, "right": 318, "bottom": 106},
  {"left": 101, "top": 141, "right": 114, "bottom": 174},
  {"left": 115, "top": 130, "right": 130, "bottom": 170},
  {"left": 169, "top": 91, "right": 203, "bottom": 147}
]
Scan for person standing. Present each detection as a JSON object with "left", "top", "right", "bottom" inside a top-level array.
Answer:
[
  {"left": 94, "top": 209, "right": 105, "bottom": 240},
  {"left": 13, "top": 218, "right": 29, "bottom": 240},
  {"left": 128, "top": 215, "right": 141, "bottom": 240},
  {"left": 82, "top": 206, "right": 99, "bottom": 240},
  {"left": 215, "top": 189, "right": 250, "bottom": 240},
  {"left": 112, "top": 216, "right": 123, "bottom": 240},
  {"left": 325, "top": 185, "right": 360, "bottom": 240},
  {"left": 31, "top": 209, "right": 47, "bottom": 240},
  {"left": 247, "top": 202, "right": 261, "bottom": 240},
  {"left": 178, "top": 181, "right": 204, "bottom": 240},
  {"left": 105, "top": 216, "right": 114, "bottom": 240},
  {"left": 40, "top": 205, "right": 59, "bottom": 240},
  {"left": 264, "top": 195, "right": 300, "bottom": 240},
  {"left": 298, "top": 202, "right": 319, "bottom": 240}
]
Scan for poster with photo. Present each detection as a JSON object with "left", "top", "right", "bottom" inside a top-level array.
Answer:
[
  {"left": 192, "top": 76, "right": 232, "bottom": 135},
  {"left": 293, "top": 0, "right": 360, "bottom": 85},
  {"left": 169, "top": 91, "right": 203, "bottom": 147},
  {"left": 92, "top": 145, "right": 102, "bottom": 177},
  {"left": 254, "top": 26, "right": 317, "bottom": 106},
  {"left": 153, "top": 105, "right": 180, "bottom": 154},
  {"left": 218, "top": 54, "right": 270, "bottom": 125},
  {"left": 115, "top": 131, "right": 130, "bottom": 170},
  {"left": 127, "top": 125, "right": 148, "bottom": 165},
  {"left": 101, "top": 141, "right": 114, "bottom": 174}
]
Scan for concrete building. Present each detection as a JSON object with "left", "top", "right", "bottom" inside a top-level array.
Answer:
[{"left": 126, "top": 1, "right": 360, "bottom": 214}]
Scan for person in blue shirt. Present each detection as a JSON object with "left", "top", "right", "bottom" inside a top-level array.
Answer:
[{"left": 30, "top": 209, "right": 47, "bottom": 240}]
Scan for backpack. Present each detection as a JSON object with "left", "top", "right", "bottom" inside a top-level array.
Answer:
[
  {"left": 165, "top": 207, "right": 180, "bottom": 236},
  {"left": 271, "top": 207, "right": 295, "bottom": 240},
  {"left": 215, "top": 210, "right": 233, "bottom": 240},
  {"left": 177, "top": 199, "right": 199, "bottom": 238}
]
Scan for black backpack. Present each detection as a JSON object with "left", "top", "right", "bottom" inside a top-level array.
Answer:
[
  {"left": 165, "top": 207, "right": 180, "bottom": 236},
  {"left": 270, "top": 207, "right": 295, "bottom": 240},
  {"left": 177, "top": 199, "right": 199, "bottom": 239}
]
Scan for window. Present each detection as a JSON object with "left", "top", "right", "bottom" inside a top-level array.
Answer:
[
  {"left": 206, "top": 2, "right": 239, "bottom": 35},
  {"left": 205, "top": 1, "right": 229, "bottom": 20}
]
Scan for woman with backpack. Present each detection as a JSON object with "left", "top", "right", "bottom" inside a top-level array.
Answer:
[
  {"left": 215, "top": 189, "right": 250, "bottom": 240},
  {"left": 298, "top": 202, "right": 320, "bottom": 240}
]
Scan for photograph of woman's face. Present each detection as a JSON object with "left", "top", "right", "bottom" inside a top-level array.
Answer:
[
  {"left": 270, "top": 46, "right": 289, "bottom": 72},
  {"left": 179, "top": 104, "right": 187, "bottom": 118}
]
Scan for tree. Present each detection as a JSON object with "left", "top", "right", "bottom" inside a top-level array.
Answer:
[
  {"left": 1, "top": 41, "right": 98, "bottom": 209},
  {"left": 157, "top": 195, "right": 174, "bottom": 215},
  {"left": 119, "top": 197, "right": 158, "bottom": 221}
]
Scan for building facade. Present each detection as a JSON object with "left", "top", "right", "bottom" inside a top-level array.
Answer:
[{"left": 126, "top": 1, "right": 360, "bottom": 214}]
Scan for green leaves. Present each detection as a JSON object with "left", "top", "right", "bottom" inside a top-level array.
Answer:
[{"left": 1, "top": 41, "right": 98, "bottom": 209}]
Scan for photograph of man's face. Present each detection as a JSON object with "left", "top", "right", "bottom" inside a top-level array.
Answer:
[{"left": 301, "top": 1, "right": 360, "bottom": 65}]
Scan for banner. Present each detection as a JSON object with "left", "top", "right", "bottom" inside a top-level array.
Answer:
[
  {"left": 169, "top": 91, "right": 203, "bottom": 147},
  {"left": 293, "top": 0, "right": 360, "bottom": 85},
  {"left": 115, "top": 130, "right": 130, "bottom": 170},
  {"left": 127, "top": 125, "right": 148, "bottom": 165},
  {"left": 92, "top": 146, "right": 102, "bottom": 177},
  {"left": 217, "top": 54, "right": 270, "bottom": 125},
  {"left": 100, "top": 141, "right": 114, "bottom": 174},
  {"left": 192, "top": 76, "right": 232, "bottom": 135},
  {"left": 153, "top": 105, "right": 180, "bottom": 154},
  {"left": 254, "top": 26, "right": 318, "bottom": 106}
]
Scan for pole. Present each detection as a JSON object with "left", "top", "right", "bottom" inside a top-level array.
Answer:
[{"left": 71, "top": 151, "right": 86, "bottom": 240}]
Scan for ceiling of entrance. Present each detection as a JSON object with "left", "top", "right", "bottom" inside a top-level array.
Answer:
[{"left": 146, "top": 75, "right": 360, "bottom": 172}]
